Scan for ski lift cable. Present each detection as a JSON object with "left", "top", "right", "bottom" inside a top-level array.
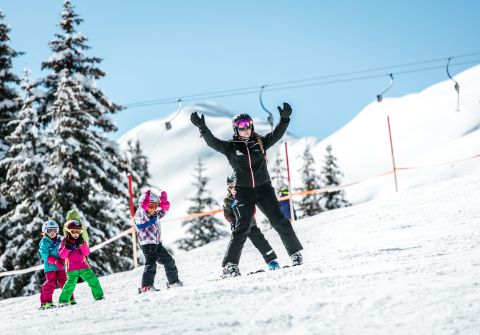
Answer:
[
  {"left": 446, "top": 57, "right": 461, "bottom": 111},
  {"left": 167, "top": 59, "right": 480, "bottom": 103},
  {"left": 123, "top": 51, "right": 480, "bottom": 107},
  {"left": 376, "top": 73, "right": 394, "bottom": 102},
  {"left": 0, "top": 59, "right": 479, "bottom": 124},
  {"left": 259, "top": 53, "right": 479, "bottom": 89},
  {"left": 123, "top": 59, "right": 480, "bottom": 109},
  {"left": 259, "top": 85, "right": 274, "bottom": 130}
]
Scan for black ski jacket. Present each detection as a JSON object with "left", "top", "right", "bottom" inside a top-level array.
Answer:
[{"left": 198, "top": 117, "right": 290, "bottom": 188}]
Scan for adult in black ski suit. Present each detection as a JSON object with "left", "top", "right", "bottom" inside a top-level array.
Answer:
[{"left": 190, "top": 103, "right": 303, "bottom": 274}]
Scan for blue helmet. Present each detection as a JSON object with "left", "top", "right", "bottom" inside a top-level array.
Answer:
[
  {"left": 42, "top": 220, "right": 59, "bottom": 233},
  {"left": 226, "top": 171, "right": 237, "bottom": 184}
]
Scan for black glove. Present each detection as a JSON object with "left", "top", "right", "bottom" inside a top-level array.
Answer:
[
  {"left": 190, "top": 112, "right": 206, "bottom": 128},
  {"left": 64, "top": 237, "right": 74, "bottom": 249},
  {"left": 278, "top": 102, "right": 292, "bottom": 119},
  {"left": 76, "top": 235, "right": 84, "bottom": 245}
]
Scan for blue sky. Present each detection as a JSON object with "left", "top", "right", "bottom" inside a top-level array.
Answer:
[{"left": 2, "top": 0, "right": 479, "bottom": 140}]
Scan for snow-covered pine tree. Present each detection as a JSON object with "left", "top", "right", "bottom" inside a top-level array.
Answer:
[
  {"left": 296, "top": 142, "right": 323, "bottom": 218},
  {"left": 0, "top": 10, "right": 22, "bottom": 208},
  {"left": 126, "top": 139, "right": 151, "bottom": 198},
  {"left": 318, "top": 144, "right": 350, "bottom": 210},
  {"left": 0, "top": 68, "right": 52, "bottom": 298},
  {"left": 39, "top": 1, "right": 132, "bottom": 277},
  {"left": 38, "top": 0, "right": 121, "bottom": 127},
  {"left": 270, "top": 146, "right": 288, "bottom": 193},
  {"left": 176, "top": 158, "right": 228, "bottom": 251}
]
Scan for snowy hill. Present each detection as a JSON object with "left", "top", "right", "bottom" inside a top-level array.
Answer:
[
  {"left": 1, "top": 175, "right": 480, "bottom": 334},
  {"left": 118, "top": 65, "right": 480, "bottom": 245}
]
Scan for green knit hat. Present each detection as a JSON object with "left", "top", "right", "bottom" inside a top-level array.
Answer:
[{"left": 66, "top": 209, "right": 80, "bottom": 222}]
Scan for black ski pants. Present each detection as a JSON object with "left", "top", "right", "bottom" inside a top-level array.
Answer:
[
  {"left": 141, "top": 243, "right": 179, "bottom": 287},
  {"left": 222, "top": 217, "right": 277, "bottom": 267},
  {"left": 223, "top": 182, "right": 303, "bottom": 265}
]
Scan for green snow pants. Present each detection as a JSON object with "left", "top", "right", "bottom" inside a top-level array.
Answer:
[{"left": 59, "top": 268, "right": 104, "bottom": 303}]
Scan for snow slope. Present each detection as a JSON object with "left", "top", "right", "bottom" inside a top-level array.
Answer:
[{"left": 1, "top": 175, "right": 480, "bottom": 335}]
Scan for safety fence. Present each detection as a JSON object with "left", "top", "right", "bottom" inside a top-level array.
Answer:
[{"left": 1, "top": 152, "right": 478, "bottom": 278}]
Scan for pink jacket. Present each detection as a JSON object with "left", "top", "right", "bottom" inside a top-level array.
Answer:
[{"left": 58, "top": 241, "right": 90, "bottom": 272}]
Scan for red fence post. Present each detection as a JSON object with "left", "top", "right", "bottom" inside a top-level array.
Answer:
[
  {"left": 387, "top": 116, "right": 399, "bottom": 192},
  {"left": 127, "top": 173, "right": 138, "bottom": 268}
]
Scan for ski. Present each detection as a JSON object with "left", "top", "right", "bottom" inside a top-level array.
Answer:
[
  {"left": 207, "top": 274, "right": 241, "bottom": 282},
  {"left": 247, "top": 269, "right": 265, "bottom": 276},
  {"left": 207, "top": 263, "right": 300, "bottom": 281},
  {"left": 246, "top": 265, "right": 291, "bottom": 275},
  {"left": 138, "top": 286, "right": 161, "bottom": 294}
]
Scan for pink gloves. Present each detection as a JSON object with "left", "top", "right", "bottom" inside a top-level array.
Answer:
[
  {"left": 141, "top": 190, "right": 151, "bottom": 211},
  {"left": 79, "top": 242, "right": 90, "bottom": 256},
  {"left": 140, "top": 190, "right": 169, "bottom": 212},
  {"left": 55, "top": 259, "right": 65, "bottom": 269},
  {"left": 159, "top": 191, "right": 170, "bottom": 211},
  {"left": 48, "top": 255, "right": 64, "bottom": 269}
]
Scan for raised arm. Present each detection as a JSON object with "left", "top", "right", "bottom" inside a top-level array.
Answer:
[
  {"left": 191, "top": 112, "right": 229, "bottom": 155},
  {"left": 262, "top": 103, "right": 292, "bottom": 150}
]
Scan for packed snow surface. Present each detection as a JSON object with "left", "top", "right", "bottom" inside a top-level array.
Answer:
[{"left": 1, "top": 175, "right": 479, "bottom": 335}]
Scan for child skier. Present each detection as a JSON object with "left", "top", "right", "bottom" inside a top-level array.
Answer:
[
  {"left": 38, "top": 219, "right": 74, "bottom": 309},
  {"left": 135, "top": 189, "right": 183, "bottom": 292},
  {"left": 223, "top": 172, "right": 280, "bottom": 274},
  {"left": 278, "top": 187, "right": 297, "bottom": 220},
  {"left": 57, "top": 217, "right": 104, "bottom": 306}
]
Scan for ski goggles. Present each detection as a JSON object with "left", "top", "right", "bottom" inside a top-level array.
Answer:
[
  {"left": 67, "top": 228, "right": 83, "bottom": 235},
  {"left": 227, "top": 185, "right": 236, "bottom": 191},
  {"left": 234, "top": 119, "right": 253, "bottom": 130},
  {"left": 46, "top": 228, "right": 59, "bottom": 234}
]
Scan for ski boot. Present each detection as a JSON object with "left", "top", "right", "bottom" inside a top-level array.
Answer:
[
  {"left": 39, "top": 302, "right": 56, "bottom": 310},
  {"left": 69, "top": 298, "right": 77, "bottom": 305},
  {"left": 166, "top": 280, "right": 184, "bottom": 289},
  {"left": 138, "top": 285, "right": 160, "bottom": 294},
  {"left": 290, "top": 251, "right": 303, "bottom": 266},
  {"left": 267, "top": 259, "right": 281, "bottom": 270},
  {"left": 222, "top": 262, "right": 241, "bottom": 278}
]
